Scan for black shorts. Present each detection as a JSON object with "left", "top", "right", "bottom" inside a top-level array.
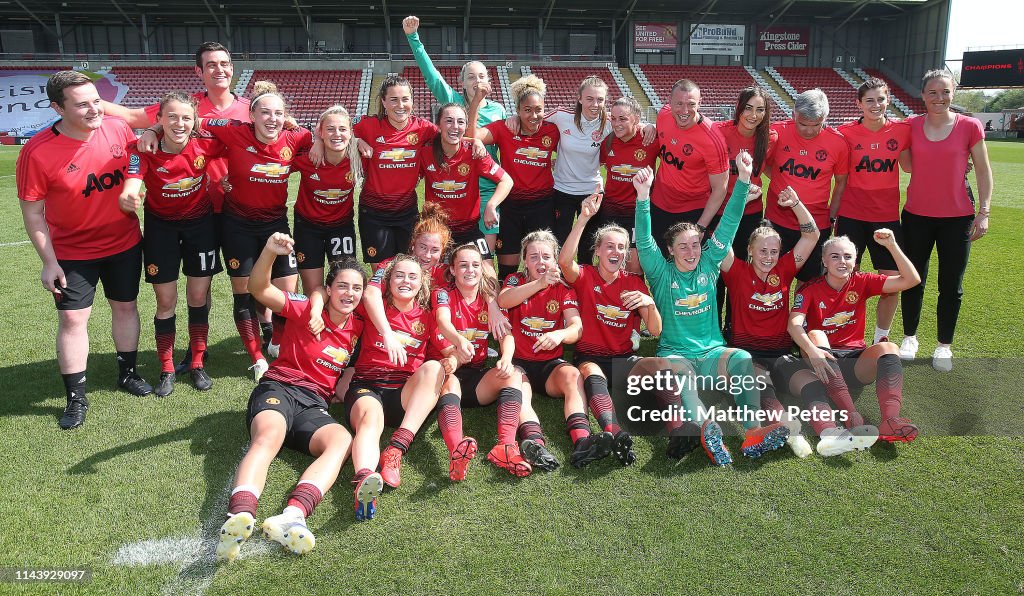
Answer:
[
  {"left": 512, "top": 357, "right": 570, "bottom": 394},
  {"left": 344, "top": 381, "right": 407, "bottom": 428},
  {"left": 650, "top": 202, "right": 721, "bottom": 258},
  {"left": 572, "top": 352, "right": 641, "bottom": 396},
  {"left": 451, "top": 365, "right": 490, "bottom": 407},
  {"left": 775, "top": 224, "right": 830, "bottom": 282},
  {"left": 143, "top": 211, "right": 221, "bottom": 284},
  {"left": 450, "top": 227, "right": 493, "bottom": 260},
  {"left": 293, "top": 214, "right": 357, "bottom": 270},
  {"left": 246, "top": 379, "right": 338, "bottom": 456},
  {"left": 835, "top": 216, "right": 902, "bottom": 272},
  {"left": 221, "top": 214, "right": 297, "bottom": 278},
  {"left": 496, "top": 197, "right": 555, "bottom": 256},
  {"left": 358, "top": 206, "right": 416, "bottom": 263},
  {"left": 732, "top": 210, "right": 766, "bottom": 262},
  {"left": 55, "top": 241, "right": 142, "bottom": 310}
]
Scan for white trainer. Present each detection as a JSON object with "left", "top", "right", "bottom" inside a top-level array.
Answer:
[
  {"left": 787, "top": 435, "right": 813, "bottom": 458},
  {"left": 932, "top": 346, "right": 953, "bottom": 372},
  {"left": 262, "top": 510, "right": 316, "bottom": 555},
  {"left": 848, "top": 424, "right": 880, "bottom": 451},
  {"left": 816, "top": 427, "right": 858, "bottom": 457},
  {"left": 898, "top": 336, "right": 919, "bottom": 360},
  {"left": 250, "top": 358, "right": 269, "bottom": 382},
  {"left": 216, "top": 512, "right": 256, "bottom": 562}
]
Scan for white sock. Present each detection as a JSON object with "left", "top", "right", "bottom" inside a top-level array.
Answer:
[
  {"left": 231, "top": 484, "right": 262, "bottom": 499},
  {"left": 874, "top": 327, "right": 890, "bottom": 343}
]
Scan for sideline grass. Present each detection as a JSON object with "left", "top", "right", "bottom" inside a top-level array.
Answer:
[{"left": 0, "top": 142, "right": 1021, "bottom": 594}]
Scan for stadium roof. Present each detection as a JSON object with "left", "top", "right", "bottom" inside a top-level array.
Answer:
[{"left": 2, "top": 0, "right": 937, "bottom": 28}]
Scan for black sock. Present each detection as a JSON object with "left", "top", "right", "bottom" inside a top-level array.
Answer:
[
  {"left": 62, "top": 371, "right": 87, "bottom": 402},
  {"left": 260, "top": 321, "right": 273, "bottom": 344},
  {"left": 116, "top": 351, "right": 138, "bottom": 378}
]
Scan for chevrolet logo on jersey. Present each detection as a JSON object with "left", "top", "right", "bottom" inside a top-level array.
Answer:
[
  {"left": 459, "top": 328, "right": 489, "bottom": 341},
  {"left": 380, "top": 148, "right": 416, "bottom": 161},
  {"left": 675, "top": 293, "right": 708, "bottom": 309},
  {"left": 321, "top": 345, "right": 351, "bottom": 366},
  {"left": 596, "top": 304, "right": 629, "bottom": 320},
  {"left": 250, "top": 163, "right": 291, "bottom": 177},
  {"left": 432, "top": 180, "right": 467, "bottom": 193},
  {"left": 394, "top": 330, "right": 423, "bottom": 349},
  {"left": 610, "top": 164, "right": 640, "bottom": 177},
  {"left": 515, "top": 147, "right": 550, "bottom": 160},
  {"left": 313, "top": 189, "right": 352, "bottom": 201},
  {"left": 521, "top": 317, "right": 556, "bottom": 332},
  {"left": 751, "top": 291, "right": 783, "bottom": 307},
  {"left": 162, "top": 176, "right": 205, "bottom": 192},
  {"left": 823, "top": 311, "right": 855, "bottom": 327}
]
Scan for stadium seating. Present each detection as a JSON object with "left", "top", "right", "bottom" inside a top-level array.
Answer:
[
  {"left": 244, "top": 69, "right": 364, "bottom": 126},
  {"left": 110, "top": 66, "right": 205, "bottom": 108},
  {"left": 862, "top": 68, "right": 926, "bottom": 115},
  {"left": 400, "top": 65, "right": 501, "bottom": 119},
  {"left": 772, "top": 67, "right": 861, "bottom": 126},
  {"left": 638, "top": 65, "right": 788, "bottom": 123},
  {"left": 527, "top": 66, "right": 626, "bottom": 113}
]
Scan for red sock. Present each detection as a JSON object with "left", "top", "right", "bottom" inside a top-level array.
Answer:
[
  {"left": 436, "top": 393, "right": 463, "bottom": 453},
  {"left": 875, "top": 353, "right": 904, "bottom": 420},
  {"left": 228, "top": 490, "right": 258, "bottom": 517},
  {"left": 654, "top": 387, "right": 684, "bottom": 434},
  {"left": 824, "top": 363, "right": 857, "bottom": 421},
  {"left": 233, "top": 294, "right": 264, "bottom": 363},
  {"left": 286, "top": 482, "right": 323, "bottom": 518},
  {"left": 516, "top": 420, "right": 545, "bottom": 446},
  {"left": 566, "top": 412, "right": 591, "bottom": 445},
  {"left": 154, "top": 316, "right": 176, "bottom": 374},
  {"left": 808, "top": 401, "right": 839, "bottom": 436},
  {"left": 496, "top": 388, "right": 522, "bottom": 444},
  {"left": 583, "top": 375, "right": 621, "bottom": 434},
  {"left": 760, "top": 384, "right": 785, "bottom": 418},
  {"left": 188, "top": 304, "right": 209, "bottom": 369}
]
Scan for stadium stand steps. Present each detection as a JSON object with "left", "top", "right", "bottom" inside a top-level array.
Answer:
[
  {"left": 368, "top": 73, "right": 388, "bottom": 115},
  {"left": 746, "top": 66, "right": 793, "bottom": 119},
  {"left": 856, "top": 67, "right": 920, "bottom": 117},
  {"left": 496, "top": 65, "right": 514, "bottom": 108},
  {"left": 606, "top": 65, "right": 633, "bottom": 99},
  {"left": 619, "top": 68, "right": 652, "bottom": 111},
  {"left": 356, "top": 68, "right": 373, "bottom": 117},
  {"left": 234, "top": 69, "right": 254, "bottom": 96}
]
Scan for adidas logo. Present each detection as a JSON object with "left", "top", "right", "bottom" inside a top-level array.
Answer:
[
  {"left": 246, "top": 146, "right": 257, "bottom": 153},
  {"left": 376, "top": 136, "right": 385, "bottom": 143},
  {"left": 310, "top": 173, "right": 320, "bottom": 181},
  {"left": 671, "top": 281, "right": 679, "bottom": 289},
  {"left": 66, "top": 163, "right": 79, "bottom": 173},
  {"left": 157, "top": 166, "right": 170, "bottom": 173},
  {"left": 563, "top": 128, "right": 571, "bottom": 135},
  {"left": 854, "top": 143, "right": 863, "bottom": 150},
  {"left": 607, "top": 150, "right": 615, "bottom": 157},
  {"left": 427, "top": 165, "right": 436, "bottom": 172},
  {"left": 783, "top": 145, "right": 790, "bottom": 152}
]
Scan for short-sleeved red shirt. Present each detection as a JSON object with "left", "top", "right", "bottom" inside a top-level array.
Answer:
[
  {"left": 144, "top": 92, "right": 250, "bottom": 213},
  {"left": 714, "top": 120, "right": 778, "bottom": 216},
  {"left": 568, "top": 265, "right": 648, "bottom": 356},
  {"left": 485, "top": 121, "right": 560, "bottom": 205},
  {"left": 353, "top": 115, "right": 437, "bottom": 214},
  {"left": 837, "top": 119, "right": 911, "bottom": 222},
  {"left": 904, "top": 114, "right": 984, "bottom": 218},
  {"left": 428, "top": 287, "right": 490, "bottom": 366},
  {"left": 792, "top": 271, "right": 887, "bottom": 350},
  {"left": 503, "top": 272, "right": 579, "bottom": 361},
  {"left": 126, "top": 136, "right": 225, "bottom": 220},
  {"left": 352, "top": 301, "right": 442, "bottom": 388},
  {"left": 721, "top": 251, "right": 798, "bottom": 352},
  {"left": 420, "top": 140, "right": 506, "bottom": 233},
  {"left": 292, "top": 154, "right": 357, "bottom": 226},
  {"left": 263, "top": 293, "right": 364, "bottom": 401},
  {"left": 652, "top": 108, "right": 729, "bottom": 213},
  {"left": 765, "top": 122, "right": 849, "bottom": 230},
  {"left": 17, "top": 117, "right": 141, "bottom": 260},
  {"left": 600, "top": 132, "right": 659, "bottom": 216},
  {"left": 198, "top": 119, "right": 311, "bottom": 221}
]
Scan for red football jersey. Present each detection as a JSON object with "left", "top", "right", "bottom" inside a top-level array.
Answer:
[
  {"left": 199, "top": 119, "right": 312, "bottom": 221},
  {"left": 503, "top": 272, "right": 579, "bottom": 362},
  {"left": 765, "top": 122, "right": 849, "bottom": 230},
  {"left": 428, "top": 287, "right": 490, "bottom": 366},
  {"left": 263, "top": 293, "right": 364, "bottom": 400},
  {"left": 368, "top": 257, "right": 449, "bottom": 292},
  {"left": 16, "top": 117, "right": 141, "bottom": 260},
  {"left": 714, "top": 120, "right": 778, "bottom": 216},
  {"left": 145, "top": 92, "right": 251, "bottom": 213},
  {"left": 126, "top": 136, "right": 225, "bottom": 221},
  {"left": 353, "top": 115, "right": 437, "bottom": 214},
  {"left": 569, "top": 265, "right": 648, "bottom": 356},
  {"left": 837, "top": 119, "right": 910, "bottom": 222},
  {"left": 420, "top": 140, "right": 506, "bottom": 233},
  {"left": 600, "top": 132, "right": 659, "bottom": 216},
  {"left": 793, "top": 271, "right": 887, "bottom": 350},
  {"left": 652, "top": 108, "right": 729, "bottom": 213},
  {"left": 292, "top": 154, "right": 356, "bottom": 226},
  {"left": 352, "top": 301, "right": 442, "bottom": 388},
  {"left": 485, "top": 121, "right": 560, "bottom": 205},
  {"left": 721, "top": 251, "right": 798, "bottom": 352}
]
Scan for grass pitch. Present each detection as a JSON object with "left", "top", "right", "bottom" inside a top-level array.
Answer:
[{"left": 0, "top": 141, "right": 1021, "bottom": 594}]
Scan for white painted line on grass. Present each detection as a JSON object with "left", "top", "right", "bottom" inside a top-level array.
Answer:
[{"left": 0, "top": 240, "right": 30, "bottom": 247}]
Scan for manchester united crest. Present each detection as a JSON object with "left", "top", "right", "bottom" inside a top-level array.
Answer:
[
  {"left": 346, "top": 171, "right": 355, "bottom": 183},
  {"left": 767, "top": 273, "right": 780, "bottom": 287},
  {"left": 845, "top": 291, "right": 859, "bottom": 304},
  {"left": 412, "top": 321, "right": 426, "bottom": 335},
  {"left": 367, "top": 247, "right": 377, "bottom": 257},
  {"left": 815, "top": 149, "right": 828, "bottom": 162},
  {"left": 229, "top": 258, "right": 240, "bottom": 270},
  {"left": 407, "top": 133, "right": 419, "bottom": 145},
  {"left": 635, "top": 149, "right": 646, "bottom": 161},
  {"left": 194, "top": 155, "right": 206, "bottom": 169},
  {"left": 541, "top": 136, "right": 553, "bottom": 148},
  {"left": 591, "top": 130, "right": 602, "bottom": 141},
  {"left": 478, "top": 312, "right": 489, "bottom": 324},
  {"left": 280, "top": 147, "right": 293, "bottom": 161},
  {"left": 458, "top": 163, "right": 471, "bottom": 177},
  {"left": 546, "top": 300, "right": 559, "bottom": 314},
  {"left": 296, "top": 252, "right": 306, "bottom": 263},
  {"left": 682, "top": 144, "right": 693, "bottom": 156},
  {"left": 111, "top": 144, "right": 124, "bottom": 158},
  {"left": 265, "top": 397, "right": 280, "bottom": 405},
  {"left": 886, "top": 138, "right": 898, "bottom": 151},
  {"left": 146, "top": 264, "right": 159, "bottom": 276}
]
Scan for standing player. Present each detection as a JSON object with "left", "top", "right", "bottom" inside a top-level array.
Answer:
[
  {"left": 292, "top": 105, "right": 362, "bottom": 295},
  {"left": 788, "top": 233, "right": 922, "bottom": 445},
  {"left": 649, "top": 79, "right": 729, "bottom": 257},
  {"left": 217, "top": 234, "right": 373, "bottom": 561},
  {"left": 833, "top": 78, "right": 911, "bottom": 345},
  {"left": 558, "top": 192, "right": 663, "bottom": 466},
  {"left": 403, "top": 15, "right": 507, "bottom": 253},
  {"left": 764, "top": 89, "right": 849, "bottom": 281},
  {"left": 120, "top": 91, "right": 225, "bottom": 396},
  {"left": 17, "top": 71, "right": 153, "bottom": 430},
  {"left": 468, "top": 76, "right": 560, "bottom": 281}
]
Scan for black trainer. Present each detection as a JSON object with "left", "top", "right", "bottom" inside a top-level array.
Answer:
[
  {"left": 520, "top": 439, "right": 560, "bottom": 471},
  {"left": 155, "top": 372, "right": 175, "bottom": 397},
  {"left": 174, "top": 348, "right": 209, "bottom": 375},
  {"left": 570, "top": 431, "right": 614, "bottom": 468},
  {"left": 191, "top": 367, "right": 213, "bottom": 391},
  {"left": 118, "top": 371, "right": 154, "bottom": 396},
  {"left": 59, "top": 398, "right": 89, "bottom": 430},
  {"left": 612, "top": 430, "right": 637, "bottom": 466},
  {"left": 666, "top": 421, "right": 702, "bottom": 459}
]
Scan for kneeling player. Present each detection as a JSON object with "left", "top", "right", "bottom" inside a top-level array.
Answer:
[{"left": 217, "top": 234, "right": 375, "bottom": 561}]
